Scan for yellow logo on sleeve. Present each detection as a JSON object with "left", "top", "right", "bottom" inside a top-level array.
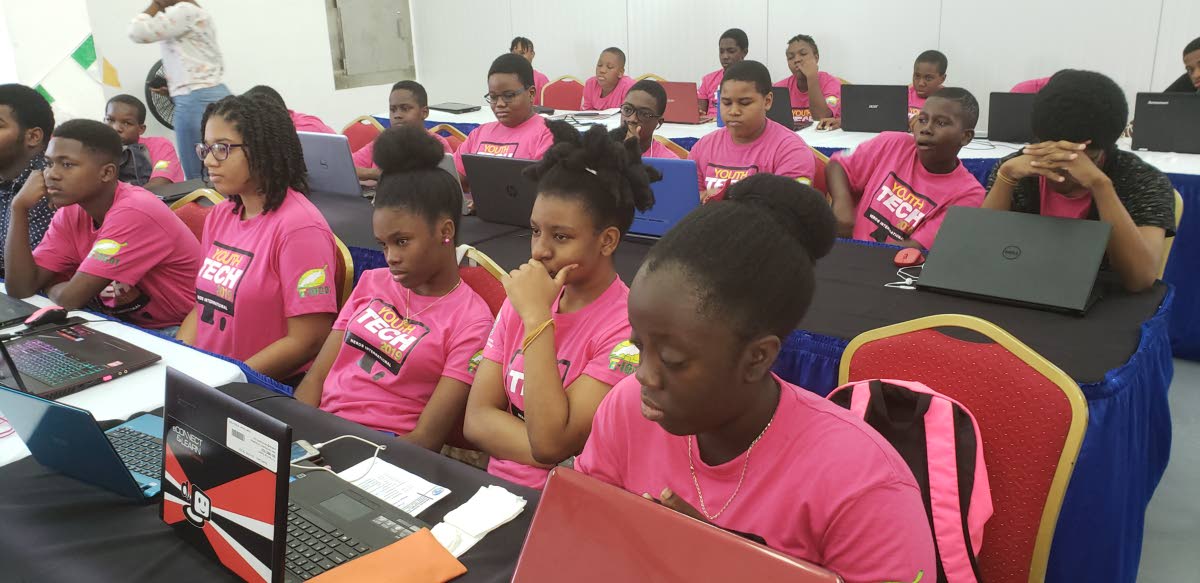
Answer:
[
  {"left": 297, "top": 267, "right": 331, "bottom": 298},
  {"left": 88, "top": 239, "right": 127, "bottom": 265},
  {"left": 608, "top": 340, "right": 640, "bottom": 374}
]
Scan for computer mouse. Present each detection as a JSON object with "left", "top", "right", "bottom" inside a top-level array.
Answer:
[
  {"left": 894, "top": 248, "right": 926, "bottom": 267},
  {"left": 25, "top": 305, "right": 68, "bottom": 327}
]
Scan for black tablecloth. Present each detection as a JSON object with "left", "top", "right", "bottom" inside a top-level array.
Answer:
[
  {"left": 0, "top": 382, "right": 539, "bottom": 583},
  {"left": 310, "top": 191, "right": 523, "bottom": 249}
]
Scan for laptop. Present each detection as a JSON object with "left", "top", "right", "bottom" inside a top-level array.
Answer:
[
  {"left": 661, "top": 81, "right": 713, "bottom": 124},
  {"left": 630, "top": 158, "right": 701, "bottom": 238},
  {"left": 298, "top": 131, "right": 360, "bottom": 196},
  {"left": 513, "top": 468, "right": 842, "bottom": 583},
  {"left": 429, "top": 102, "right": 481, "bottom": 114},
  {"left": 767, "top": 86, "right": 798, "bottom": 130},
  {"left": 917, "top": 206, "right": 1112, "bottom": 314},
  {"left": 0, "top": 381, "right": 163, "bottom": 499},
  {"left": 987, "top": 92, "right": 1037, "bottom": 144},
  {"left": 0, "top": 319, "right": 161, "bottom": 400},
  {"left": 840, "top": 85, "right": 909, "bottom": 133},
  {"left": 1131, "top": 92, "right": 1200, "bottom": 154},
  {"left": 147, "top": 177, "right": 210, "bottom": 203},
  {"left": 461, "top": 154, "right": 538, "bottom": 228},
  {"left": 0, "top": 293, "right": 37, "bottom": 328},
  {"left": 161, "top": 368, "right": 429, "bottom": 583}
]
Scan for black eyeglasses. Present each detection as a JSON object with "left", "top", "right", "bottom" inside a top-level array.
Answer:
[
  {"left": 195, "top": 142, "right": 246, "bottom": 162},
  {"left": 484, "top": 88, "right": 530, "bottom": 105},
  {"left": 620, "top": 104, "right": 661, "bottom": 121}
]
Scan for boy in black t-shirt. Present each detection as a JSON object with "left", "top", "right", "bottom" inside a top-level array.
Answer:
[{"left": 984, "top": 70, "right": 1175, "bottom": 293}]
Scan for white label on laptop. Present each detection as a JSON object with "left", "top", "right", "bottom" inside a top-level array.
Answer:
[{"left": 226, "top": 418, "right": 279, "bottom": 472}]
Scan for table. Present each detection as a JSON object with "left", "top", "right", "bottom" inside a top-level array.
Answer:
[
  {"left": 0, "top": 286, "right": 246, "bottom": 467},
  {"left": 407, "top": 111, "right": 1200, "bottom": 361},
  {"left": 0, "top": 381, "right": 539, "bottom": 583}
]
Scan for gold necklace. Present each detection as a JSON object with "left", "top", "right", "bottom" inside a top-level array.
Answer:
[
  {"left": 687, "top": 416, "right": 773, "bottom": 522},
  {"left": 401, "top": 280, "right": 461, "bottom": 327}
]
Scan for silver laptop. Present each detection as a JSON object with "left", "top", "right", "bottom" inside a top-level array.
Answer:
[{"left": 298, "top": 131, "right": 360, "bottom": 196}]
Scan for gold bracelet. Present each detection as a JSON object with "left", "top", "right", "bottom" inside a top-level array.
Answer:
[
  {"left": 995, "top": 171, "right": 1019, "bottom": 187},
  {"left": 521, "top": 319, "right": 555, "bottom": 352}
]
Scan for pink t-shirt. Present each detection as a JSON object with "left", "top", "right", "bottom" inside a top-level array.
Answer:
[
  {"left": 319, "top": 269, "right": 493, "bottom": 435},
  {"left": 290, "top": 110, "right": 336, "bottom": 135},
  {"left": 698, "top": 68, "right": 724, "bottom": 117},
  {"left": 140, "top": 136, "right": 184, "bottom": 183},
  {"left": 1038, "top": 177, "right": 1093, "bottom": 219},
  {"left": 533, "top": 69, "right": 550, "bottom": 106},
  {"left": 193, "top": 189, "right": 339, "bottom": 363},
  {"left": 835, "top": 131, "right": 986, "bottom": 249},
  {"left": 907, "top": 85, "right": 926, "bottom": 120},
  {"left": 453, "top": 114, "right": 555, "bottom": 176},
  {"left": 773, "top": 72, "right": 843, "bottom": 123},
  {"left": 577, "top": 374, "right": 936, "bottom": 583},
  {"left": 688, "top": 121, "right": 815, "bottom": 196},
  {"left": 352, "top": 132, "right": 452, "bottom": 169},
  {"left": 32, "top": 182, "right": 200, "bottom": 329},
  {"left": 1011, "top": 77, "right": 1051, "bottom": 94},
  {"left": 644, "top": 139, "right": 681, "bottom": 160},
  {"left": 481, "top": 277, "right": 636, "bottom": 490},
  {"left": 581, "top": 75, "right": 635, "bottom": 111}
]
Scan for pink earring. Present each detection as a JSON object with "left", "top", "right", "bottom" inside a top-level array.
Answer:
[{"left": 443, "top": 237, "right": 451, "bottom": 245}]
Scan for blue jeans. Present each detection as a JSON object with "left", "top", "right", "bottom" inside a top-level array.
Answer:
[{"left": 173, "top": 84, "right": 231, "bottom": 179}]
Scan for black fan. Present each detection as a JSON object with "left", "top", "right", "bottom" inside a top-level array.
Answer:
[{"left": 144, "top": 60, "right": 174, "bottom": 129}]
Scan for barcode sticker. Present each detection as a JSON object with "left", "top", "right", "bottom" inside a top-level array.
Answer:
[{"left": 226, "top": 418, "right": 279, "bottom": 471}]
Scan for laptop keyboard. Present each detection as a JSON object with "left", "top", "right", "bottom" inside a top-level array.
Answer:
[
  {"left": 8, "top": 339, "right": 105, "bottom": 387},
  {"left": 107, "top": 427, "right": 163, "bottom": 479},
  {"left": 286, "top": 502, "right": 399, "bottom": 580}
]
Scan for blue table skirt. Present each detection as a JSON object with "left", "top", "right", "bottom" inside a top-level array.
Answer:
[{"left": 771, "top": 286, "right": 1175, "bottom": 583}]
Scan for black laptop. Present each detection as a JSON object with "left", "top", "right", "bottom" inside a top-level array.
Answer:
[
  {"left": 161, "top": 368, "right": 429, "bottom": 583},
  {"left": 1131, "top": 92, "right": 1200, "bottom": 154},
  {"left": 0, "top": 293, "right": 37, "bottom": 328},
  {"left": 0, "top": 318, "right": 161, "bottom": 400},
  {"left": 147, "top": 177, "right": 209, "bottom": 202},
  {"left": 840, "top": 85, "right": 909, "bottom": 133},
  {"left": 987, "top": 92, "right": 1037, "bottom": 143},
  {"left": 917, "top": 206, "right": 1111, "bottom": 315},
  {"left": 767, "top": 87, "right": 798, "bottom": 130},
  {"left": 462, "top": 154, "right": 539, "bottom": 228},
  {"left": 429, "top": 102, "right": 481, "bottom": 114}
]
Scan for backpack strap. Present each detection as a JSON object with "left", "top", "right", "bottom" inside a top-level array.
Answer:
[
  {"left": 849, "top": 381, "right": 871, "bottom": 418},
  {"left": 925, "top": 396, "right": 975, "bottom": 582}
]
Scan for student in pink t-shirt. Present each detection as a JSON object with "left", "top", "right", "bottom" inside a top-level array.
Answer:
[
  {"left": 244, "top": 85, "right": 336, "bottom": 134},
  {"left": 510, "top": 37, "right": 550, "bottom": 106},
  {"left": 1011, "top": 76, "right": 1052, "bottom": 94},
  {"left": 581, "top": 47, "right": 635, "bottom": 111},
  {"left": 353, "top": 81, "right": 452, "bottom": 187},
  {"left": 828, "top": 88, "right": 985, "bottom": 250},
  {"left": 5, "top": 119, "right": 199, "bottom": 330},
  {"left": 464, "top": 123, "right": 659, "bottom": 491},
  {"left": 773, "top": 34, "right": 842, "bottom": 127},
  {"left": 908, "top": 50, "right": 947, "bottom": 121},
  {"left": 104, "top": 94, "right": 184, "bottom": 188},
  {"left": 697, "top": 28, "right": 749, "bottom": 117},
  {"left": 690, "top": 60, "right": 815, "bottom": 201},
  {"left": 177, "top": 93, "right": 338, "bottom": 382},
  {"left": 295, "top": 127, "right": 492, "bottom": 449},
  {"left": 576, "top": 175, "right": 936, "bottom": 583},
  {"left": 454, "top": 53, "right": 555, "bottom": 188},
  {"left": 608, "top": 79, "right": 680, "bottom": 160}
]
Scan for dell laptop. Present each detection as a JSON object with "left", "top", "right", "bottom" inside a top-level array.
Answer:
[
  {"left": 0, "top": 293, "right": 38, "bottom": 328},
  {"left": 0, "top": 380, "right": 163, "bottom": 499},
  {"left": 840, "top": 85, "right": 909, "bottom": 133},
  {"left": 298, "top": 131, "right": 360, "bottom": 196},
  {"left": 161, "top": 368, "right": 429, "bottom": 583},
  {"left": 917, "top": 206, "right": 1112, "bottom": 314},
  {"left": 513, "top": 467, "right": 842, "bottom": 583},
  {"left": 1131, "top": 92, "right": 1200, "bottom": 154},
  {"left": 0, "top": 319, "right": 161, "bottom": 400},
  {"left": 462, "top": 154, "right": 539, "bottom": 228},
  {"left": 630, "top": 158, "right": 701, "bottom": 238},
  {"left": 661, "top": 81, "right": 714, "bottom": 124},
  {"left": 987, "top": 92, "right": 1037, "bottom": 144}
]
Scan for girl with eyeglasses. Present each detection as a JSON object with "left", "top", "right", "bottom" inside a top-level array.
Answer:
[
  {"left": 176, "top": 93, "right": 338, "bottom": 383},
  {"left": 452, "top": 54, "right": 555, "bottom": 180},
  {"left": 609, "top": 79, "right": 680, "bottom": 160}
]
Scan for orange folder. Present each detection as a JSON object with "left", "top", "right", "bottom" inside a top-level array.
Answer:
[{"left": 310, "top": 528, "right": 467, "bottom": 583}]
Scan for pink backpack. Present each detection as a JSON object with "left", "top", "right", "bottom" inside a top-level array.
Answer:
[{"left": 828, "top": 379, "right": 992, "bottom": 583}]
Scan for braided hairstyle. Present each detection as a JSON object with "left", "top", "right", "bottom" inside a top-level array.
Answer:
[
  {"left": 373, "top": 125, "right": 463, "bottom": 242},
  {"left": 202, "top": 93, "right": 308, "bottom": 214},
  {"left": 524, "top": 121, "right": 658, "bottom": 235}
]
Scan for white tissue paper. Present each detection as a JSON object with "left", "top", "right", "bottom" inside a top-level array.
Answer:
[{"left": 431, "top": 485, "right": 527, "bottom": 557}]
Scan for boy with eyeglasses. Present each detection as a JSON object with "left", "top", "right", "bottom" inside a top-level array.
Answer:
[
  {"left": 104, "top": 94, "right": 182, "bottom": 189},
  {"left": 452, "top": 53, "right": 555, "bottom": 179},
  {"left": 609, "top": 79, "right": 679, "bottom": 159},
  {"left": 5, "top": 119, "right": 199, "bottom": 330}
]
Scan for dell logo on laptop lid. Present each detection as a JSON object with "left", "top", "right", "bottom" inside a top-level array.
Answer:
[{"left": 1002, "top": 245, "right": 1022, "bottom": 260}]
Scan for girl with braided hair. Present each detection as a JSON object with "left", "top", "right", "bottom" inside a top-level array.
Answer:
[
  {"left": 177, "top": 93, "right": 338, "bottom": 383},
  {"left": 465, "top": 122, "right": 657, "bottom": 490}
]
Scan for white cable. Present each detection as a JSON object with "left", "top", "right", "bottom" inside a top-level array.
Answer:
[{"left": 289, "top": 434, "right": 387, "bottom": 484}]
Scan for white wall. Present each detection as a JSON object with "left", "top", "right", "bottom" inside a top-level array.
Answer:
[{"left": 0, "top": 0, "right": 103, "bottom": 121}]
